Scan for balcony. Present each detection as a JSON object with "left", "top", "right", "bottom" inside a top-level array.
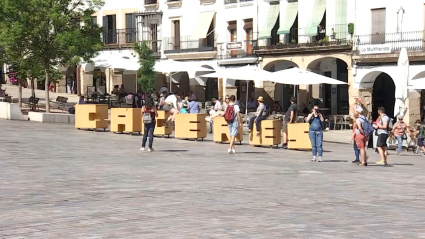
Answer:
[
  {"left": 102, "top": 29, "right": 162, "bottom": 58},
  {"left": 144, "top": 0, "right": 158, "bottom": 5},
  {"left": 217, "top": 40, "right": 257, "bottom": 60},
  {"left": 224, "top": 0, "right": 237, "bottom": 4},
  {"left": 165, "top": 0, "right": 181, "bottom": 8},
  {"left": 255, "top": 24, "right": 353, "bottom": 56},
  {"left": 353, "top": 30, "right": 425, "bottom": 54},
  {"left": 163, "top": 35, "right": 217, "bottom": 60}
]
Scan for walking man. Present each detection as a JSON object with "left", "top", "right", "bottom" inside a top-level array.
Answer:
[
  {"left": 282, "top": 97, "right": 298, "bottom": 149},
  {"left": 374, "top": 107, "right": 390, "bottom": 165}
]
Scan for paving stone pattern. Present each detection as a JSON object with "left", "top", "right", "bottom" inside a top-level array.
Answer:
[{"left": 1, "top": 119, "right": 425, "bottom": 238}]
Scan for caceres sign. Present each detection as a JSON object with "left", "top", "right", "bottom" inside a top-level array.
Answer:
[
  {"left": 359, "top": 44, "right": 392, "bottom": 54},
  {"left": 226, "top": 42, "right": 242, "bottom": 50}
]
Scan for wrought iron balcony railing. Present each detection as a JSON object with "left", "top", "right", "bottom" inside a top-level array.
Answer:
[
  {"left": 353, "top": 30, "right": 425, "bottom": 53},
  {"left": 255, "top": 24, "right": 352, "bottom": 51},
  {"left": 102, "top": 28, "right": 162, "bottom": 57},
  {"left": 217, "top": 40, "right": 257, "bottom": 59},
  {"left": 163, "top": 35, "right": 217, "bottom": 54}
]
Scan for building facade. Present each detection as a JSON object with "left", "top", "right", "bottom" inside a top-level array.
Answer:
[{"left": 352, "top": 0, "right": 425, "bottom": 125}]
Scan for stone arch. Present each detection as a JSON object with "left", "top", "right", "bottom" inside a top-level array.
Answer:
[
  {"left": 358, "top": 71, "right": 397, "bottom": 119},
  {"left": 305, "top": 55, "right": 351, "bottom": 72},
  {"left": 261, "top": 60, "right": 299, "bottom": 110}
]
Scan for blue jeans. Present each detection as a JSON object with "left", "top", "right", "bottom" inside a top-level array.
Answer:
[
  {"left": 142, "top": 122, "right": 155, "bottom": 148},
  {"left": 248, "top": 115, "right": 265, "bottom": 132},
  {"left": 395, "top": 136, "right": 403, "bottom": 153},
  {"left": 309, "top": 130, "right": 323, "bottom": 157},
  {"left": 353, "top": 140, "right": 360, "bottom": 160}
]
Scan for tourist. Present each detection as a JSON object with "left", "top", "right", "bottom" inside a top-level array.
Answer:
[
  {"left": 189, "top": 91, "right": 197, "bottom": 101},
  {"left": 158, "top": 91, "right": 167, "bottom": 110},
  {"left": 77, "top": 96, "right": 86, "bottom": 105},
  {"left": 374, "top": 107, "right": 390, "bottom": 165},
  {"left": 272, "top": 101, "right": 282, "bottom": 113},
  {"left": 248, "top": 96, "right": 266, "bottom": 136},
  {"left": 189, "top": 98, "right": 200, "bottom": 113},
  {"left": 415, "top": 120, "right": 425, "bottom": 155},
  {"left": 163, "top": 91, "right": 179, "bottom": 125},
  {"left": 392, "top": 116, "right": 409, "bottom": 155},
  {"left": 180, "top": 95, "right": 189, "bottom": 113},
  {"left": 222, "top": 95, "right": 230, "bottom": 109},
  {"left": 306, "top": 105, "right": 324, "bottom": 162},
  {"left": 119, "top": 84, "right": 127, "bottom": 94},
  {"left": 209, "top": 98, "right": 222, "bottom": 133},
  {"left": 140, "top": 97, "right": 158, "bottom": 152},
  {"left": 282, "top": 97, "right": 298, "bottom": 149},
  {"left": 247, "top": 97, "right": 257, "bottom": 111},
  {"left": 352, "top": 109, "right": 360, "bottom": 163},
  {"left": 159, "top": 84, "right": 168, "bottom": 95},
  {"left": 355, "top": 106, "right": 369, "bottom": 166},
  {"left": 222, "top": 95, "right": 241, "bottom": 154},
  {"left": 111, "top": 85, "right": 119, "bottom": 95}
]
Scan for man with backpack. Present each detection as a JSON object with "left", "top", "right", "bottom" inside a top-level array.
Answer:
[
  {"left": 374, "top": 107, "right": 390, "bottom": 165},
  {"left": 355, "top": 106, "right": 373, "bottom": 166}
]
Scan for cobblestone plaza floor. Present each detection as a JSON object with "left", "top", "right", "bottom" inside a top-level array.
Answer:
[{"left": 1, "top": 119, "right": 425, "bottom": 238}]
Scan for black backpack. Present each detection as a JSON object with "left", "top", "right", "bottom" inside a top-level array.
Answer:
[{"left": 264, "top": 105, "right": 273, "bottom": 117}]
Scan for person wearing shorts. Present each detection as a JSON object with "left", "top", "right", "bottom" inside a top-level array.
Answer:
[
  {"left": 163, "top": 92, "right": 179, "bottom": 125},
  {"left": 281, "top": 96, "right": 298, "bottom": 149},
  {"left": 415, "top": 120, "right": 425, "bottom": 155},
  {"left": 355, "top": 107, "right": 368, "bottom": 166},
  {"left": 374, "top": 107, "right": 390, "bottom": 165}
]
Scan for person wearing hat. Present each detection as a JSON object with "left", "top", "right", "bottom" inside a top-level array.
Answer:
[{"left": 248, "top": 96, "right": 266, "bottom": 136}]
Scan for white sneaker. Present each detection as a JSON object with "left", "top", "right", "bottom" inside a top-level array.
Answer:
[
  {"left": 228, "top": 149, "right": 232, "bottom": 154},
  {"left": 312, "top": 157, "right": 316, "bottom": 162},
  {"left": 232, "top": 149, "right": 236, "bottom": 154},
  {"left": 318, "top": 157, "right": 322, "bottom": 162},
  {"left": 140, "top": 147, "right": 146, "bottom": 151},
  {"left": 148, "top": 148, "right": 154, "bottom": 152}
]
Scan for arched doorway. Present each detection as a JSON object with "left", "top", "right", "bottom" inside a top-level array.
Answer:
[
  {"left": 306, "top": 57, "right": 350, "bottom": 115},
  {"left": 263, "top": 60, "right": 298, "bottom": 111},
  {"left": 372, "top": 73, "right": 396, "bottom": 120}
]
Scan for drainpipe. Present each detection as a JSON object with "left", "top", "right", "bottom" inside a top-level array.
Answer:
[{"left": 76, "top": 65, "right": 81, "bottom": 96}]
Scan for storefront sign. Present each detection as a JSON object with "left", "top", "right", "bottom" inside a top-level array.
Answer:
[
  {"left": 359, "top": 44, "right": 392, "bottom": 54},
  {"left": 226, "top": 42, "right": 242, "bottom": 50}
]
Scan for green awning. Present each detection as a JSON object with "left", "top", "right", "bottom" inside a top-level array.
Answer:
[
  {"left": 277, "top": 1, "right": 298, "bottom": 35},
  {"left": 335, "top": 0, "right": 347, "bottom": 39},
  {"left": 258, "top": 2, "right": 280, "bottom": 39},
  {"left": 304, "top": 0, "right": 326, "bottom": 36}
]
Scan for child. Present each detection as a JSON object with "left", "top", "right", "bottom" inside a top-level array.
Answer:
[{"left": 415, "top": 120, "right": 425, "bottom": 155}]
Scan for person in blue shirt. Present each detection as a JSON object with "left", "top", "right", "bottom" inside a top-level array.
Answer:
[
  {"left": 188, "top": 99, "right": 199, "bottom": 113},
  {"left": 306, "top": 105, "right": 324, "bottom": 162}
]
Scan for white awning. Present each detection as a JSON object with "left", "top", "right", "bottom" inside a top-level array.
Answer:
[{"left": 192, "top": 12, "right": 216, "bottom": 39}]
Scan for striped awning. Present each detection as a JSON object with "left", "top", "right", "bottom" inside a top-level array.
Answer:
[
  {"left": 304, "top": 0, "right": 326, "bottom": 36},
  {"left": 277, "top": 1, "right": 298, "bottom": 35},
  {"left": 258, "top": 2, "right": 280, "bottom": 39}
]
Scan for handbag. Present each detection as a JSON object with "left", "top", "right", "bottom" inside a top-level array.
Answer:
[
  {"left": 402, "top": 133, "right": 407, "bottom": 140},
  {"left": 143, "top": 112, "right": 152, "bottom": 124}
]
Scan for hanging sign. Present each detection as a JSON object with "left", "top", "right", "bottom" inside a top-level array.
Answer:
[{"left": 359, "top": 44, "right": 392, "bottom": 54}]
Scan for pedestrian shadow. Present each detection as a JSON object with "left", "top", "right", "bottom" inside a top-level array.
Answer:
[
  {"left": 239, "top": 152, "right": 268, "bottom": 154},
  {"left": 391, "top": 163, "right": 414, "bottom": 166},
  {"left": 160, "top": 150, "right": 189, "bottom": 152},
  {"left": 367, "top": 164, "right": 394, "bottom": 167},
  {"left": 320, "top": 160, "right": 348, "bottom": 163}
]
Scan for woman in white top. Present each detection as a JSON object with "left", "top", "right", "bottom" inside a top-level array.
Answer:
[
  {"left": 163, "top": 92, "right": 179, "bottom": 125},
  {"left": 215, "top": 95, "right": 241, "bottom": 154}
]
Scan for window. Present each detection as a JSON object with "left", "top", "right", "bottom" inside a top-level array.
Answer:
[
  {"left": 91, "top": 16, "right": 97, "bottom": 28},
  {"left": 371, "top": 8, "right": 386, "bottom": 44},
  {"left": 103, "top": 15, "right": 117, "bottom": 44}
]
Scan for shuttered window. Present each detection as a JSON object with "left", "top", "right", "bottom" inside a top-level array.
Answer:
[{"left": 371, "top": 8, "right": 386, "bottom": 44}]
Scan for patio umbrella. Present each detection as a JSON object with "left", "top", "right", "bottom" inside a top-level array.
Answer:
[
  {"left": 397, "top": 48, "right": 409, "bottom": 99},
  {"left": 201, "top": 65, "right": 274, "bottom": 114},
  {"left": 154, "top": 60, "right": 215, "bottom": 91},
  {"left": 271, "top": 68, "right": 348, "bottom": 85}
]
